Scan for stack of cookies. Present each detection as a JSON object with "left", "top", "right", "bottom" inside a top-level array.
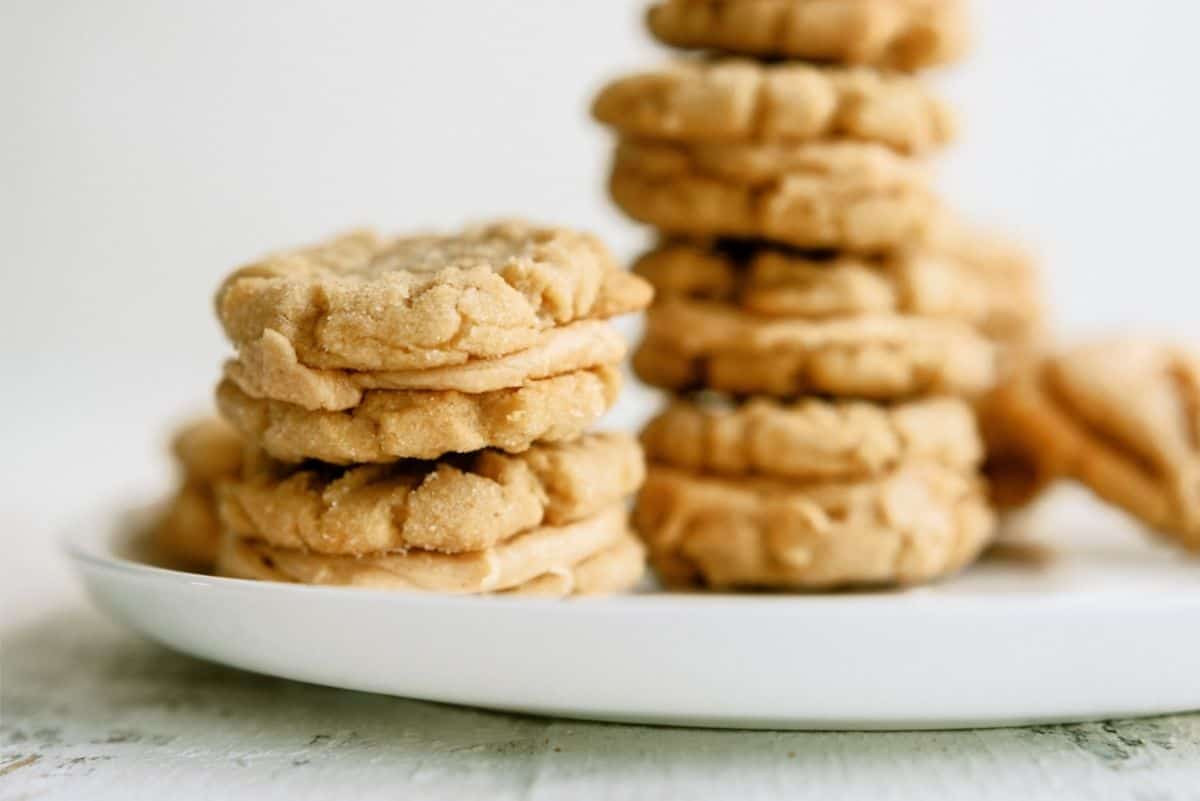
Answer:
[
  {"left": 593, "top": 0, "right": 1042, "bottom": 590},
  {"left": 188, "top": 220, "right": 654, "bottom": 596}
]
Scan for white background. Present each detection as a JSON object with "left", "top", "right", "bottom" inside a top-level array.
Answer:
[{"left": 2, "top": 1, "right": 1199, "bottom": 591}]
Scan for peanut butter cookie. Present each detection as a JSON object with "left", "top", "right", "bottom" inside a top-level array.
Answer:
[
  {"left": 217, "top": 221, "right": 652, "bottom": 375},
  {"left": 151, "top": 418, "right": 243, "bottom": 570},
  {"left": 216, "top": 366, "right": 621, "bottom": 463},
  {"left": 218, "top": 504, "right": 642, "bottom": 595},
  {"left": 635, "top": 298, "right": 994, "bottom": 399},
  {"left": 634, "top": 237, "right": 1041, "bottom": 345},
  {"left": 219, "top": 433, "right": 644, "bottom": 555},
  {"left": 594, "top": 59, "right": 955, "bottom": 153},
  {"left": 610, "top": 139, "right": 937, "bottom": 252},
  {"left": 635, "top": 462, "right": 993, "bottom": 590},
  {"left": 642, "top": 395, "right": 980, "bottom": 481},
  {"left": 987, "top": 341, "right": 1200, "bottom": 549},
  {"left": 646, "top": 0, "right": 969, "bottom": 71}
]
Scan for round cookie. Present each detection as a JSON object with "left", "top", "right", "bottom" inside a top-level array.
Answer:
[
  {"left": 986, "top": 341, "right": 1200, "bottom": 550},
  {"left": 635, "top": 298, "right": 995, "bottom": 399},
  {"left": 593, "top": 59, "right": 955, "bottom": 154},
  {"left": 217, "top": 220, "right": 652, "bottom": 374},
  {"left": 634, "top": 237, "right": 1042, "bottom": 345},
  {"left": 219, "top": 433, "right": 644, "bottom": 555},
  {"left": 218, "top": 504, "right": 641, "bottom": 595},
  {"left": 226, "top": 319, "right": 628, "bottom": 411},
  {"left": 635, "top": 462, "right": 994, "bottom": 590},
  {"left": 610, "top": 139, "right": 938, "bottom": 253},
  {"left": 216, "top": 366, "right": 621, "bottom": 464},
  {"left": 642, "top": 395, "right": 981, "bottom": 481},
  {"left": 151, "top": 418, "right": 243, "bottom": 570},
  {"left": 646, "top": 0, "right": 969, "bottom": 71}
]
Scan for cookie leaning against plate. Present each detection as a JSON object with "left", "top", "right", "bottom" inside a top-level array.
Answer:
[
  {"left": 642, "top": 395, "right": 981, "bottom": 482},
  {"left": 219, "top": 433, "right": 644, "bottom": 555},
  {"left": 635, "top": 298, "right": 995, "bottom": 399},
  {"left": 216, "top": 220, "right": 652, "bottom": 377},
  {"left": 646, "top": 0, "right": 968, "bottom": 71},
  {"left": 610, "top": 139, "right": 938, "bottom": 253},
  {"left": 216, "top": 366, "right": 621, "bottom": 464},
  {"left": 151, "top": 417, "right": 243, "bottom": 570},
  {"left": 594, "top": 59, "right": 955, "bottom": 154},
  {"left": 635, "top": 237, "right": 1042, "bottom": 345},
  {"left": 987, "top": 341, "right": 1200, "bottom": 550},
  {"left": 219, "top": 503, "right": 644, "bottom": 596},
  {"left": 635, "top": 462, "right": 993, "bottom": 590}
]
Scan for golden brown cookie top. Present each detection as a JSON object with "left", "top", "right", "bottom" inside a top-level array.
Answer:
[
  {"left": 593, "top": 59, "right": 955, "bottom": 153},
  {"left": 642, "top": 394, "right": 981, "bottom": 481},
  {"left": 217, "top": 220, "right": 652, "bottom": 372},
  {"left": 634, "top": 237, "right": 1041, "bottom": 343},
  {"left": 646, "top": 0, "right": 969, "bottom": 71},
  {"left": 219, "top": 433, "right": 645, "bottom": 556}
]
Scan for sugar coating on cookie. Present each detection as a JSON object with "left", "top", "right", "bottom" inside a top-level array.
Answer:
[
  {"left": 642, "top": 395, "right": 981, "bottom": 481},
  {"left": 610, "top": 139, "right": 938, "bottom": 253},
  {"left": 219, "top": 433, "right": 645, "bottom": 555},
  {"left": 218, "top": 504, "right": 641, "bottom": 595},
  {"left": 646, "top": 0, "right": 969, "bottom": 71},
  {"left": 594, "top": 59, "right": 955, "bottom": 153},
  {"left": 635, "top": 238, "right": 1041, "bottom": 344},
  {"left": 635, "top": 462, "right": 994, "bottom": 590},
  {"left": 151, "top": 418, "right": 244, "bottom": 570},
  {"left": 217, "top": 220, "right": 652, "bottom": 373},
  {"left": 635, "top": 298, "right": 995, "bottom": 399},
  {"left": 216, "top": 366, "right": 622, "bottom": 464},
  {"left": 987, "top": 341, "right": 1200, "bottom": 549}
]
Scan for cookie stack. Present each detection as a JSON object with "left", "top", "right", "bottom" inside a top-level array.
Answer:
[
  {"left": 204, "top": 221, "right": 654, "bottom": 596},
  {"left": 593, "top": 0, "right": 1041, "bottom": 589}
]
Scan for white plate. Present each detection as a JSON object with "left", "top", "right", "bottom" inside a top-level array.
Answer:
[{"left": 67, "top": 491, "right": 1200, "bottom": 730}]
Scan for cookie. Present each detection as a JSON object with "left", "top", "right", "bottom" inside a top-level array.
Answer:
[
  {"left": 635, "top": 462, "right": 994, "bottom": 590},
  {"left": 634, "top": 237, "right": 1042, "bottom": 345},
  {"left": 225, "top": 319, "right": 628, "bottom": 411},
  {"left": 646, "top": 0, "right": 969, "bottom": 71},
  {"left": 642, "top": 395, "right": 981, "bottom": 481},
  {"left": 216, "top": 366, "right": 621, "bottom": 463},
  {"left": 593, "top": 59, "right": 955, "bottom": 154},
  {"left": 217, "top": 221, "right": 652, "bottom": 375},
  {"left": 987, "top": 341, "right": 1200, "bottom": 550},
  {"left": 217, "top": 504, "right": 641, "bottom": 595},
  {"left": 218, "top": 433, "right": 644, "bottom": 555},
  {"left": 610, "top": 139, "right": 937, "bottom": 252},
  {"left": 151, "top": 418, "right": 243, "bottom": 570},
  {"left": 635, "top": 298, "right": 995, "bottom": 399},
  {"left": 508, "top": 535, "right": 646, "bottom": 597}
]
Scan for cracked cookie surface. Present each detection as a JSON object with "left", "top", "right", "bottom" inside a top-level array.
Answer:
[
  {"left": 216, "top": 366, "right": 622, "bottom": 464},
  {"left": 635, "top": 298, "right": 994, "bottom": 399},
  {"left": 610, "top": 139, "right": 937, "bottom": 252},
  {"left": 217, "top": 220, "right": 652, "bottom": 374},
  {"left": 642, "top": 395, "right": 981, "bottom": 481},
  {"left": 594, "top": 59, "right": 955, "bottom": 153},
  {"left": 219, "top": 433, "right": 644, "bottom": 555},
  {"left": 986, "top": 341, "right": 1200, "bottom": 550},
  {"left": 635, "top": 462, "right": 993, "bottom": 590},
  {"left": 218, "top": 504, "right": 642, "bottom": 595},
  {"left": 646, "top": 0, "right": 969, "bottom": 71}
]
